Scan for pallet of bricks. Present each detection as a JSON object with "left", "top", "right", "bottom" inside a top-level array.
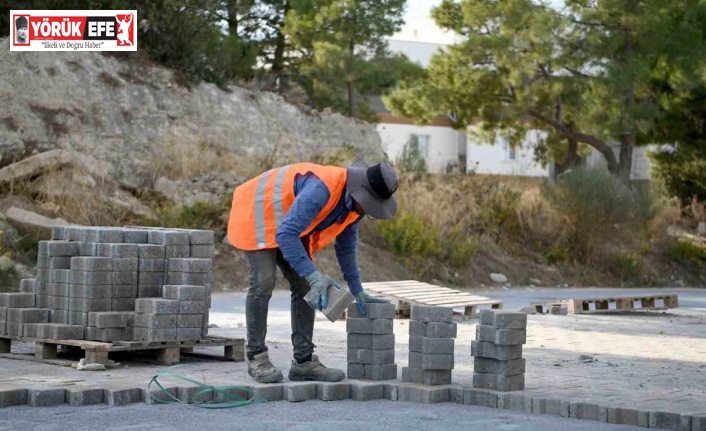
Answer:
[
  {"left": 471, "top": 310, "right": 527, "bottom": 391},
  {"left": 402, "top": 305, "right": 457, "bottom": 385},
  {"left": 0, "top": 226, "right": 219, "bottom": 351}
]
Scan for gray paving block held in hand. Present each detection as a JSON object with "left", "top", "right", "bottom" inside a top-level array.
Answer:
[
  {"left": 398, "top": 384, "right": 450, "bottom": 404},
  {"left": 408, "top": 351, "right": 454, "bottom": 370},
  {"left": 347, "top": 333, "right": 395, "bottom": 350},
  {"left": 476, "top": 324, "right": 527, "bottom": 345},
  {"left": 178, "top": 314, "right": 203, "bottom": 328},
  {"left": 347, "top": 348, "right": 394, "bottom": 365},
  {"left": 27, "top": 386, "right": 66, "bottom": 407},
  {"left": 0, "top": 388, "right": 27, "bottom": 407},
  {"left": 123, "top": 229, "right": 149, "bottom": 244},
  {"left": 409, "top": 336, "right": 455, "bottom": 354},
  {"left": 163, "top": 285, "right": 208, "bottom": 301},
  {"left": 104, "top": 387, "right": 142, "bottom": 406},
  {"left": 134, "top": 313, "right": 177, "bottom": 329},
  {"left": 284, "top": 383, "right": 318, "bottom": 402},
  {"left": 480, "top": 310, "right": 528, "bottom": 329},
  {"left": 179, "top": 300, "right": 207, "bottom": 314},
  {"left": 66, "top": 387, "right": 104, "bottom": 406},
  {"left": 346, "top": 318, "right": 393, "bottom": 334},
  {"left": 411, "top": 305, "right": 453, "bottom": 323},
  {"left": 401, "top": 367, "right": 452, "bottom": 386},
  {"left": 168, "top": 258, "right": 212, "bottom": 273},
  {"left": 473, "top": 357, "right": 526, "bottom": 376},
  {"left": 70, "top": 270, "right": 112, "bottom": 285},
  {"left": 347, "top": 302, "right": 396, "bottom": 319},
  {"left": 320, "top": 287, "right": 355, "bottom": 322},
  {"left": 190, "top": 245, "right": 215, "bottom": 258},
  {"left": 136, "top": 298, "right": 179, "bottom": 314},
  {"left": 473, "top": 372, "right": 525, "bottom": 391},
  {"left": 166, "top": 246, "right": 190, "bottom": 258},
  {"left": 149, "top": 230, "right": 190, "bottom": 246},
  {"left": 88, "top": 312, "right": 132, "bottom": 328},
  {"left": 349, "top": 381, "right": 384, "bottom": 401},
  {"left": 70, "top": 257, "right": 113, "bottom": 272},
  {"left": 138, "top": 244, "right": 166, "bottom": 259},
  {"left": 187, "top": 230, "right": 215, "bottom": 245},
  {"left": 48, "top": 241, "right": 78, "bottom": 257},
  {"left": 70, "top": 285, "right": 112, "bottom": 299},
  {"left": 471, "top": 341, "right": 523, "bottom": 361},
  {"left": 4, "top": 293, "right": 35, "bottom": 308},
  {"left": 317, "top": 382, "right": 351, "bottom": 401}
]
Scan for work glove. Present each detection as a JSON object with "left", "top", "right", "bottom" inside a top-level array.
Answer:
[
  {"left": 353, "top": 290, "right": 390, "bottom": 317},
  {"left": 305, "top": 271, "right": 342, "bottom": 311}
]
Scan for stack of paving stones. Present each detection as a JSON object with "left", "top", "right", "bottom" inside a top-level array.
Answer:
[
  {"left": 471, "top": 310, "right": 527, "bottom": 392},
  {"left": 133, "top": 285, "right": 208, "bottom": 342},
  {"left": 402, "top": 305, "right": 456, "bottom": 385},
  {"left": 0, "top": 226, "right": 215, "bottom": 343},
  {"left": 346, "top": 303, "right": 397, "bottom": 380}
]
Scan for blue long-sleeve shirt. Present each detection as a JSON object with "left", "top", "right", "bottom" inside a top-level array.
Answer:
[{"left": 275, "top": 173, "right": 364, "bottom": 295}]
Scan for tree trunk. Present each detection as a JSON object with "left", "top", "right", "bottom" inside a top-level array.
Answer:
[
  {"left": 226, "top": 0, "right": 240, "bottom": 36},
  {"left": 271, "top": 0, "right": 289, "bottom": 78},
  {"left": 347, "top": 37, "right": 356, "bottom": 117},
  {"left": 618, "top": 132, "right": 635, "bottom": 182},
  {"left": 556, "top": 138, "right": 581, "bottom": 176}
]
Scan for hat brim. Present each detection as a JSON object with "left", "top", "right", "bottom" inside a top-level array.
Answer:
[{"left": 346, "top": 159, "right": 397, "bottom": 220}]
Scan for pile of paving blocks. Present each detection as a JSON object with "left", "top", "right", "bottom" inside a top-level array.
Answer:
[
  {"left": 471, "top": 310, "right": 527, "bottom": 392},
  {"left": 346, "top": 303, "right": 397, "bottom": 380},
  {"left": 0, "top": 226, "right": 215, "bottom": 343},
  {"left": 402, "top": 305, "right": 456, "bottom": 385}
]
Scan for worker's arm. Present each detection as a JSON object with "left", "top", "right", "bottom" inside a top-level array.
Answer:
[{"left": 334, "top": 220, "right": 363, "bottom": 295}]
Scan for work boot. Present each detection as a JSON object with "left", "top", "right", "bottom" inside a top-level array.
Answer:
[
  {"left": 248, "top": 352, "right": 283, "bottom": 384},
  {"left": 288, "top": 355, "right": 345, "bottom": 382}
]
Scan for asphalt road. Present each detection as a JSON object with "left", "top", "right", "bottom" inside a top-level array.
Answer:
[{"left": 0, "top": 400, "right": 667, "bottom": 431}]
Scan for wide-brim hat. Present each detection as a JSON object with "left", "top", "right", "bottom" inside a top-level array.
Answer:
[{"left": 346, "top": 159, "right": 398, "bottom": 220}]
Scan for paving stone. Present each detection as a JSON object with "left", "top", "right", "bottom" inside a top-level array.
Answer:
[
  {"left": 401, "top": 367, "right": 452, "bottom": 386},
  {"left": 138, "top": 285, "right": 163, "bottom": 298},
  {"left": 190, "top": 245, "right": 215, "bottom": 258},
  {"left": 177, "top": 328, "right": 202, "bottom": 341},
  {"left": 179, "top": 300, "right": 207, "bottom": 314},
  {"left": 163, "top": 285, "right": 208, "bottom": 301},
  {"left": 363, "top": 364, "right": 398, "bottom": 381},
  {"left": 113, "top": 271, "right": 139, "bottom": 285},
  {"left": 37, "top": 323, "right": 84, "bottom": 340},
  {"left": 51, "top": 226, "right": 67, "bottom": 240},
  {"left": 78, "top": 242, "right": 97, "bottom": 256},
  {"left": 409, "top": 336, "right": 455, "bottom": 354},
  {"left": 346, "top": 318, "right": 393, "bottom": 334},
  {"left": 139, "top": 272, "right": 166, "bottom": 285},
  {"left": 692, "top": 414, "right": 706, "bottom": 431},
  {"left": 136, "top": 298, "right": 179, "bottom": 314},
  {"left": 111, "top": 285, "right": 137, "bottom": 298},
  {"left": 187, "top": 230, "right": 215, "bottom": 245},
  {"left": 347, "top": 303, "right": 396, "bottom": 319},
  {"left": 0, "top": 307, "right": 6, "bottom": 321},
  {"left": 70, "top": 271, "right": 112, "bottom": 285},
  {"left": 48, "top": 282, "right": 70, "bottom": 297},
  {"left": 347, "top": 348, "right": 394, "bottom": 365},
  {"left": 67, "top": 311, "right": 89, "bottom": 326},
  {"left": 86, "top": 327, "right": 132, "bottom": 342},
  {"left": 473, "top": 357, "right": 525, "bottom": 376},
  {"left": 317, "top": 382, "right": 351, "bottom": 401},
  {"left": 347, "top": 333, "right": 395, "bottom": 350},
  {"left": 96, "top": 229, "right": 124, "bottom": 244},
  {"left": 284, "top": 382, "right": 318, "bottom": 402},
  {"left": 463, "top": 388, "right": 498, "bottom": 408},
  {"left": 49, "top": 309, "right": 67, "bottom": 324},
  {"left": 123, "top": 229, "right": 149, "bottom": 244},
  {"left": 51, "top": 269, "right": 71, "bottom": 284},
  {"left": 0, "top": 388, "right": 27, "bottom": 407},
  {"left": 48, "top": 241, "right": 78, "bottom": 256},
  {"left": 8, "top": 308, "right": 49, "bottom": 324},
  {"left": 138, "top": 244, "right": 166, "bottom": 259},
  {"left": 149, "top": 230, "right": 190, "bottom": 246},
  {"left": 476, "top": 325, "right": 527, "bottom": 345},
  {"left": 398, "top": 384, "right": 450, "bottom": 404},
  {"left": 498, "top": 391, "right": 533, "bottom": 413},
  {"left": 347, "top": 363, "right": 365, "bottom": 379},
  {"left": 104, "top": 387, "right": 141, "bottom": 406},
  {"left": 142, "top": 386, "right": 178, "bottom": 405},
  {"left": 0, "top": 320, "right": 6, "bottom": 335},
  {"left": 168, "top": 258, "right": 212, "bottom": 273},
  {"left": 167, "top": 272, "right": 211, "bottom": 286},
  {"left": 134, "top": 314, "right": 177, "bottom": 329},
  {"left": 178, "top": 314, "right": 203, "bottom": 328},
  {"left": 349, "top": 381, "right": 384, "bottom": 401},
  {"left": 449, "top": 386, "right": 464, "bottom": 404},
  {"left": 178, "top": 385, "right": 214, "bottom": 403},
  {"left": 608, "top": 407, "right": 643, "bottom": 426},
  {"left": 111, "top": 298, "right": 136, "bottom": 312},
  {"left": 6, "top": 321, "right": 21, "bottom": 336},
  {"left": 69, "top": 297, "right": 111, "bottom": 312},
  {"left": 27, "top": 386, "right": 66, "bottom": 407},
  {"left": 307, "top": 286, "right": 353, "bottom": 322},
  {"left": 650, "top": 411, "right": 682, "bottom": 430},
  {"left": 166, "top": 246, "right": 191, "bottom": 258},
  {"left": 471, "top": 341, "right": 523, "bottom": 361},
  {"left": 4, "top": 293, "right": 35, "bottom": 308},
  {"left": 533, "top": 397, "right": 570, "bottom": 417},
  {"left": 49, "top": 257, "right": 72, "bottom": 270},
  {"left": 474, "top": 372, "right": 525, "bottom": 391},
  {"left": 569, "top": 401, "right": 601, "bottom": 421},
  {"left": 411, "top": 305, "right": 453, "bottom": 323},
  {"left": 112, "top": 258, "right": 138, "bottom": 272},
  {"left": 65, "top": 387, "right": 104, "bottom": 406},
  {"left": 383, "top": 383, "right": 399, "bottom": 401},
  {"left": 480, "top": 310, "right": 528, "bottom": 329},
  {"left": 20, "top": 279, "right": 37, "bottom": 293},
  {"left": 70, "top": 284, "right": 112, "bottom": 299},
  {"left": 250, "top": 384, "right": 283, "bottom": 402},
  {"left": 133, "top": 327, "right": 177, "bottom": 342},
  {"left": 70, "top": 257, "right": 113, "bottom": 272},
  {"left": 408, "top": 351, "right": 454, "bottom": 370}
]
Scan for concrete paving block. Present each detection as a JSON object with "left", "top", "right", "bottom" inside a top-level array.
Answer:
[
  {"left": 49, "top": 257, "right": 73, "bottom": 270},
  {"left": 48, "top": 282, "right": 70, "bottom": 297},
  {"left": 38, "top": 240, "right": 51, "bottom": 257},
  {"left": 167, "top": 272, "right": 211, "bottom": 286},
  {"left": 76, "top": 228, "right": 98, "bottom": 243},
  {"left": 8, "top": 308, "right": 49, "bottom": 324},
  {"left": 5, "top": 293, "right": 35, "bottom": 308},
  {"left": 179, "top": 300, "right": 207, "bottom": 314},
  {"left": 0, "top": 388, "right": 27, "bottom": 407},
  {"left": 22, "top": 323, "right": 39, "bottom": 338},
  {"left": 480, "top": 310, "right": 527, "bottom": 329},
  {"left": 149, "top": 230, "right": 190, "bottom": 246},
  {"left": 133, "top": 327, "right": 177, "bottom": 342},
  {"left": 86, "top": 326, "right": 132, "bottom": 342},
  {"left": 178, "top": 385, "right": 214, "bottom": 404},
  {"left": 401, "top": 367, "right": 452, "bottom": 386},
  {"left": 0, "top": 320, "right": 6, "bottom": 335},
  {"left": 66, "top": 387, "right": 104, "bottom": 406},
  {"left": 112, "top": 284, "right": 137, "bottom": 298},
  {"left": 498, "top": 391, "right": 533, "bottom": 413},
  {"left": 163, "top": 285, "right": 208, "bottom": 301},
  {"left": 139, "top": 259, "right": 166, "bottom": 272},
  {"left": 138, "top": 285, "right": 163, "bottom": 298},
  {"left": 364, "top": 364, "right": 398, "bottom": 381},
  {"left": 113, "top": 271, "right": 139, "bottom": 285},
  {"left": 383, "top": 383, "right": 398, "bottom": 401},
  {"left": 312, "top": 286, "right": 354, "bottom": 322},
  {"left": 142, "top": 386, "right": 178, "bottom": 405},
  {"left": 38, "top": 268, "right": 52, "bottom": 281},
  {"left": 49, "top": 310, "right": 67, "bottom": 324},
  {"left": 166, "top": 246, "right": 191, "bottom": 259},
  {"left": 692, "top": 414, "right": 706, "bottom": 431},
  {"left": 68, "top": 311, "right": 90, "bottom": 326},
  {"left": 112, "top": 258, "right": 139, "bottom": 272},
  {"left": 347, "top": 363, "right": 365, "bottom": 379},
  {"left": 398, "top": 384, "right": 450, "bottom": 404},
  {"left": 28, "top": 386, "right": 66, "bottom": 407},
  {"left": 347, "top": 348, "right": 394, "bottom": 365},
  {"left": 464, "top": 388, "right": 498, "bottom": 408},
  {"left": 190, "top": 245, "right": 215, "bottom": 258},
  {"left": 177, "top": 328, "right": 202, "bottom": 341},
  {"left": 317, "top": 382, "right": 351, "bottom": 401},
  {"left": 53, "top": 324, "right": 85, "bottom": 340},
  {"left": 349, "top": 381, "right": 384, "bottom": 401},
  {"left": 608, "top": 407, "right": 643, "bottom": 426},
  {"left": 70, "top": 284, "right": 111, "bottom": 299},
  {"left": 347, "top": 302, "right": 396, "bottom": 319},
  {"left": 20, "top": 279, "right": 37, "bottom": 293},
  {"left": 51, "top": 226, "right": 67, "bottom": 240},
  {"left": 78, "top": 242, "right": 97, "bottom": 256},
  {"left": 409, "top": 336, "right": 455, "bottom": 354},
  {"left": 449, "top": 386, "right": 464, "bottom": 404},
  {"left": 96, "top": 229, "right": 124, "bottom": 244},
  {"left": 136, "top": 298, "right": 179, "bottom": 314},
  {"left": 37, "top": 255, "right": 49, "bottom": 269},
  {"left": 139, "top": 244, "right": 166, "bottom": 259},
  {"left": 0, "top": 307, "right": 6, "bottom": 321},
  {"left": 51, "top": 269, "right": 70, "bottom": 284},
  {"left": 36, "top": 294, "right": 48, "bottom": 309},
  {"left": 70, "top": 257, "right": 113, "bottom": 272},
  {"left": 69, "top": 297, "right": 111, "bottom": 312},
  {"left": 569, "top": 401, "right": 601, "bottom": 421},
  {"left": 168, "top": 258, "right": 212, "bottom": 273},
  {"left": 48, "top": 241, "right": 78, "bottom": 257},
  {"left": 104, "top": 387, "right": 141, "bottom": 406},
  {"left": 473, "top": 372, "right": 524, "bottom": 391},
  {"left": 134, "top": 313, "right": 177, "bottom": 329},
  {"left": 347, "top": 333, "right": 395, "bottom": 350},
  {"left": 250, "top": 384, "right": 283, "bottom": 402},
  {"left": 139, "top": 271, "right": 166, "bottom": 285},
  {"left": 346, "top": 318, "right": 393, "bottom": 334},
  {"left": 187, "top": 230, "right": 215, "bottom": 245},
  {"left": 284, "top": 383, "right": 318, "bottom": 402},
  {"left": 111, "top": 298, "right": 136, "bottom": 312},
  {"left": 533, "top": 397, "right": 569, "bottom": 417},
  {"left": 650, "top": 411, "right": 682, "bottom": 430},
  {"left": 471, "top": 341, "right": 523, "bottom": 361},
  {"left": 178, "top": 314, "right": 203, "bottom": 328},
  {"left": 411, "top": 305, "right": 453, "bottom": 323},
  {"left": 473, "top": 357, "right": 525, "bottom": 376},
  {"left": 6, "top": 322, "right": 22, "bottom": 336},
  {"left": 476, "top": 325, "right": 527, "bottom": 345},
  {"left": 123, "top": 229, "right": 149, "bottom": 244},
  {"left": 408, "top": 351, "right": 454, "bottom": 370},
  {"left": 70, "top": 270, "right": 112, "bottom": 285}
]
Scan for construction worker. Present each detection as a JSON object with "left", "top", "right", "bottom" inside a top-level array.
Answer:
[{"left": 228, "top": 159, "right": 398, "bottom": 383}]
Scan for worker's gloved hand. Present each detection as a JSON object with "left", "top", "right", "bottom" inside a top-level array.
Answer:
[
  {"left": 353, "top": 290, "right": 390, "bottom": 317},
  {"left": 305, "top": 271, "right": 342, "bottom": 311}
]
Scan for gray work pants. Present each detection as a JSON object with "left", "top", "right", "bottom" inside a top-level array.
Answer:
[{"left": 244, "top": 248, "right": 315, "bottom": 362}]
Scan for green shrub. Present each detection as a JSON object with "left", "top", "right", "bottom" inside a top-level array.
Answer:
[
  {"left": 442, "top": 227, "right": 480, "bottom": 269},
  {"left": 144, "top": 200, "right": 228, "bottom": 240},
  {"left": 603, "top": 251, "right": 645, "bottom": 282},
  {"left": 476, "top": 182, "right": 522, "bottom": 239},
  {"left": 397, "top": 135, "right": 428, "bottom": 179},
  {"left": 668, "top": 240, "right": 706, "bottom": 265},
  {"left": 378, "top": 214, "right": 440, "bottom": 259}
]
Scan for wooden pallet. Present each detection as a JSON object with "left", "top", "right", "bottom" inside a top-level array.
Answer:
[
  {"left": 362, "top": 280, "right": 503, "bottom": 318},
  {"left": 532, "top": 294, "right": 679, "bottom": 315},
  {"left": 0, "top": 335, "right": 245, "bottom": 366}
]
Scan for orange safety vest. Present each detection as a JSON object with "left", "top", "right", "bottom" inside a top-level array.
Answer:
[{"left": 228, "top": 163, "right": 361, "bottom": 257}]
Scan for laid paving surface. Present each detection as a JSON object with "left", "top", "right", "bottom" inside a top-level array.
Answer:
[{"left": 1, "top": 290, "right": 705, "bottom": 422}]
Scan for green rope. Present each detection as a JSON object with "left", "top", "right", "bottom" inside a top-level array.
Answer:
[{"left": 147, "top": 364, "right": 267, "bottom": 409}]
